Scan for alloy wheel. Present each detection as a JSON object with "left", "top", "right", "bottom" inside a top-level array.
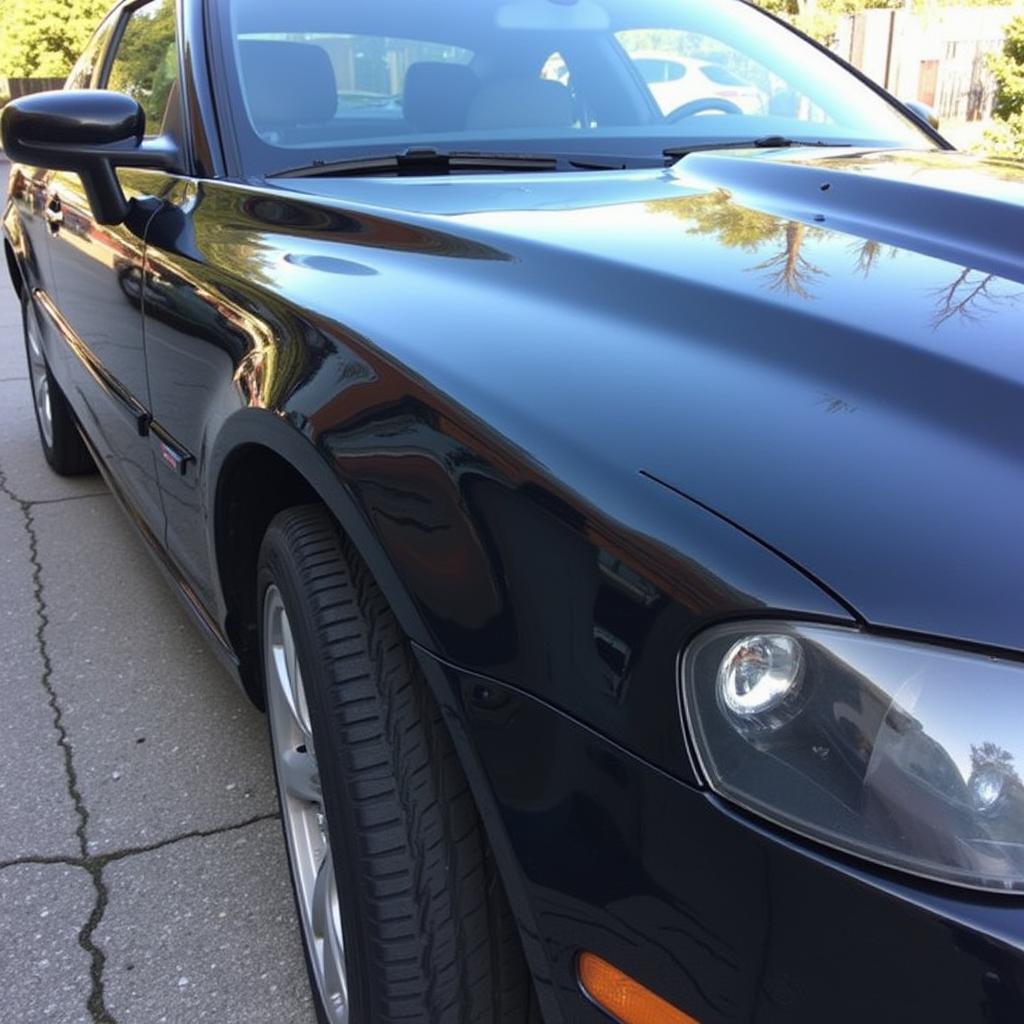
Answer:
[
  {"left": 264, "top": 585, "right": 349, "bottom": 1023},
  {"left": 26, "top": 314, "right": 54, "bottom": 449}
]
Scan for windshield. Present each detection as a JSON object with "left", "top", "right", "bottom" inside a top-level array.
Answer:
[{"left": 217, "top": 0, "right": 935, "bottom": 176}]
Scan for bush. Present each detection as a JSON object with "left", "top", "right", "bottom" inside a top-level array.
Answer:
[
  {"left": 0, "top": 0, "right": 109, "bottom": 79},
  {"left": 987, "top": 14, "right": 1024, "bottom": 161}
]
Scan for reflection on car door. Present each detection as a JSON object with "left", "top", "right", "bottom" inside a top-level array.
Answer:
[
  {"left": 11, "top": 12, "right": 121, "bottom": 394},
  {"left": 141, "top": 182, "right": 252, "bottom": 614},
  {"left": 44, "top": 166, "right": 165, "bottom": 532},
  {"left": 42, "top": 0, "right": 179, "bottom": 538},
  {"left": 10, "top": 165, "right": 65, "bottom": 374}
]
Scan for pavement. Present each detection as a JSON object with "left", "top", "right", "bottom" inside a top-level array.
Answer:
[{"left": 0, "top": 162, "right": 316, "bottom": 1023}]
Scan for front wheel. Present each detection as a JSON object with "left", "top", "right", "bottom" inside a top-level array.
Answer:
[
  {"left": 258, "top": 505, "right": 534, "bottom": 1024},
  {"left": 22, "top": 299, "right": 95, "bottom": 476}
]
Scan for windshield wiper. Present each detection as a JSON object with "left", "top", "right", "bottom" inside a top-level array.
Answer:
[
  {"left": 664, "top": 136, "right": 853, "bottom": 161},
  {"left": 270, "top": 148, "right": 560, "bottom": 179}
]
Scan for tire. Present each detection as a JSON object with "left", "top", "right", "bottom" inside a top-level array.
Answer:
[
  {"left": 258, "top": 504, "right": 534, "bottom": 1024},
  {"left": 22, "top": 298, "right": 95, "bottom": 476}
]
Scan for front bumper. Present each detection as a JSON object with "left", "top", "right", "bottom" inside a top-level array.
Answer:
[{"left": 419, "top": 652, "right": 1024, "bottom": 1023}]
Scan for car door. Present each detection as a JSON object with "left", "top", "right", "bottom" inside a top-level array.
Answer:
[
  {"left": 118, "top": 172, "right": 227, "bottom": 615},
  {"left": 43, "top": 0, "right": 178, "bottom": 537}
]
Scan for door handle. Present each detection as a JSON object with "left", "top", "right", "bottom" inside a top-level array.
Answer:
[{"left": 44, "top": 194, "right": 63, "bottom": 233}]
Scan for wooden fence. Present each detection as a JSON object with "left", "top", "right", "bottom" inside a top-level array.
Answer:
[{"left": 4, "top": 77, "right": 66, "bottom": 99}]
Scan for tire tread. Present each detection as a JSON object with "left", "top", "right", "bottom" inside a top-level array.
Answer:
[{"left": 261, "top": 505, "right": 533, "bottom": 1024}]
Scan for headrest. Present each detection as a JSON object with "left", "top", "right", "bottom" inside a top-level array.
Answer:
[
  {"left": 239, "top": 40, "right": 337, "bottom": 128},
  {"left": 403, "top": 62, "right": 479, "bottom": 133},
  {"left": 466, "top": 78, "right": 573, "bottom": 130}
]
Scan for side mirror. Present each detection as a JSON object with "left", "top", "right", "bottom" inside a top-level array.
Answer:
[
  {"left": 0, "top": 90, "right": 177, "bottom": 226},
  {"left": 904, "top": 99, "right": 940, "bottom": 132}
]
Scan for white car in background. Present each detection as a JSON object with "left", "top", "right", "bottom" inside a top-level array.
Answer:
[{"left": 630, "top": 51, "right": 765, "bottom": 116}]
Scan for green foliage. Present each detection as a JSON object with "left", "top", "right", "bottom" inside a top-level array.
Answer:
[
  {"left": 990, "top": 14, "right": 1024, "bottom": 120},
  {"left": 986, "top": 14, "right": 1024, "bottom": 159},
  {"left": 0, "top": 0, "right": 109, "bottom": 78},
  {"left": 755, "top": 0, "right": 1014, "bottom": 45},
  {"left": 106, "top": 0, "right": 177, "bottom": 132},
  {"left": 754, "top": 0, "right": 895, "bottom": 45}
]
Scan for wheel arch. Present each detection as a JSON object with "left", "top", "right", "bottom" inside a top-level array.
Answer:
[
  {"left": 208, "top": 415, "right": 550, "bottom": 996},
  {"left": 209, "top": 410, "right": 436, "bottom": 708}
]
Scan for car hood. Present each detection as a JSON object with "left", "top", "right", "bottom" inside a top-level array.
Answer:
[{"left": 278, "top": 148, "right": 1024, "bottom": 653}]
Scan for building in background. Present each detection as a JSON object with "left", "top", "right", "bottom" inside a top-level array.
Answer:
[{"left": 834, "top": 4, "right": 1024, "bottom": 123}]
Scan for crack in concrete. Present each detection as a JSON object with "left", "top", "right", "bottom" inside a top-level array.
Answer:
[
  {"left": 0, "top": 812, "right": 282, "bottom": 873},
  {"left": 0, "top": 474, "right": 110, "bottom": 508},
  {"left": 23, "top": 492, "right": 111, "bottom": 507},
  {"left": 0, "top": 461, "right": 118, "bottom": 1024},
  {"left": 1, "top": 460, "right": 283, "bottom": 1022}
]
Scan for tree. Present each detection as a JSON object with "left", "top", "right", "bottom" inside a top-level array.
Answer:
[
  {"left": 0, "top": 0, "right": 109, "bottom": 78},
  {"left": 105, "top": 0, "right": 177, "bottom": 127},
  {"left": 756, "top": 0, "right": 1015, "bottom": 46},
  {"left": 987, "top": 14, "right": 1024, "bottom": 160},
  {"left": 755, "top": 0, "right": 894, "bottom": 46},
  {"left": 645, "top": 191, "right": 833, "bottom": 298}
]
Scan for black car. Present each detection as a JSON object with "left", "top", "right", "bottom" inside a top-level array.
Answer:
[{"left": 4, "top": 1, "right": 1024, "bottom": 1021}]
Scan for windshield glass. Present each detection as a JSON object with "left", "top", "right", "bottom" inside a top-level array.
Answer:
[{"left": 218, "top": 0, "right": 935, "bottom": 176}]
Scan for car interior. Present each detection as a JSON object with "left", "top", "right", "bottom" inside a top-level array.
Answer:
[{"left": 217, "top": 0, "right": 932, "bottom": 173}]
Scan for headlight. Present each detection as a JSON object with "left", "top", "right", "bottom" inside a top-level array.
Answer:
[{"left": 682, "top": 622, "right": 1024, "bottom": 894}]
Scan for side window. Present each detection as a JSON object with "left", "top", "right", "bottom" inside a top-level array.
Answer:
[
  {"left": 65, "top": 11, "right": 120, "bottom": 90},
  {"left": 634, "top": 58, "right": 687, "bottom": 85},
  {"left": 106, "top": 0, "right": 179, "bottom": 137}
]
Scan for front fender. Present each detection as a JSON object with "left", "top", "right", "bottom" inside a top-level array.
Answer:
[{"left": 207, "top": 407, "right": 436, "bottom": 655}]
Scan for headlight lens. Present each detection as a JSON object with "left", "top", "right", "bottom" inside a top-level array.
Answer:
[
  {"left": 682, "top": 622, "right": 1024, "bottom": 894},
  {"left": 717, "top": 634, "right": 804, "bottom": 723}
]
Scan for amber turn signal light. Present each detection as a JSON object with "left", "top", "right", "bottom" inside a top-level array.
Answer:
[{"left": 578, "top": 952, "right": 700, "bottom": 1024}]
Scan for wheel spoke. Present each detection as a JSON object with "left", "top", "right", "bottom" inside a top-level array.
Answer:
[
  {"left": 282, "top": 614, "right": 299, "bottom": 691},
  {"left": 27, "top": 322, "right": 44, "bottom": 368},
  {"left": 322, "top": 909, "right": 348, "bottom": 1016},
  {"left": 311, "top": 852, "right": 347, "bottom": 1018},
  {"left": 292, "top": 661, "right": 311, "bottom": 738},
  {"left": 32, "top": 370, "right": 53, "bottom": 447},
  {"left": 310, "top": 855, "right": 325, "bottom": 933},
  {"left": 278, "top": 612, "right": 313, "bottom": 741},
  {"left": 280, "top": 745, "right": 321, "bottom": 804}
]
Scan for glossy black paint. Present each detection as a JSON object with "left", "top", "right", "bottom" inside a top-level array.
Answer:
[
  {"left": 3, "top": 1, "right": 1024, "bottom": 1020},
  {"left": 2, "top": 89, "right": 144, "bottom": 150},
  {"left": 44, "top": 167, "right": 166, "bottom": 528},
  {"left": 417, "top": 659, "right": 1024, "bottom": 1024},
  {"left": 1, "top": 89, "right": 179, "bottom": 224}
]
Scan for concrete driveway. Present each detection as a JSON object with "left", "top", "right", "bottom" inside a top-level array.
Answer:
[{"left": 0, "top": 161, "right": 315, "bottom": 1023}]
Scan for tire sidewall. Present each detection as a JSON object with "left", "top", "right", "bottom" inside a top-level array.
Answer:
[{"left": 257, "top": 531, "right": 374, "bottom": 1024}]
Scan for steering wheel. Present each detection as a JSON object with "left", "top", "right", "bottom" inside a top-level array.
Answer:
[{"left": 666, "top": 98, "right": 743, "bottom": 122}]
